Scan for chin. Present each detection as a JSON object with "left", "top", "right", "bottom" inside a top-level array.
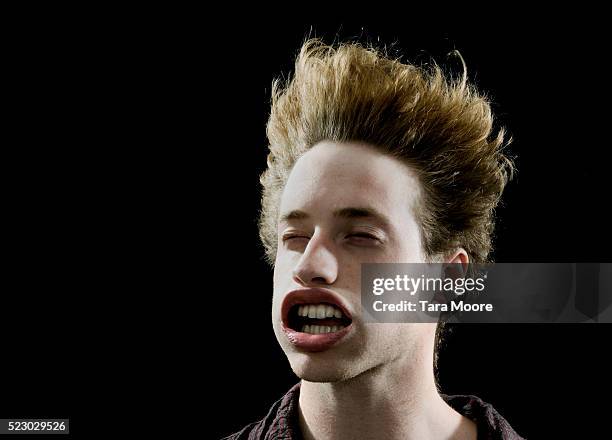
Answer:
[{"left": 286, "top": 351, "right": 357, "bottom": 383}]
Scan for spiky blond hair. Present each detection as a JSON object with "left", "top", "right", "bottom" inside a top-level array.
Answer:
[{"left": 259, "top": 39, "right": 513, "bottom": 265}]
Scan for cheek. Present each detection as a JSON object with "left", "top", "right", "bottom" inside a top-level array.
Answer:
[
  {"left": 272, "top": 252, "right": 297, "bottom": 307},
  {"left": 391, "top": 231, "right": 426, "bottom": 263},
  {"left": 337, "top": 259, "right": 361, "bottom": 292},
  {"left": 364, "top": 243, "right": 414, "bottom": 264},
  {"left": 273, "top": 251, "right": 293, "bottom": 287}
]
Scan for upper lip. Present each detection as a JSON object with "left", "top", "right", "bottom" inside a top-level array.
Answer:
[{"left": 281, "top": 288, "right": 353, "bottom": 328}]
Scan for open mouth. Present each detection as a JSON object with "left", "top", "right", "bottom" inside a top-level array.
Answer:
[
  {"left": 287, "top": 302, "right": 353, "bottom": 334},
  {"left": 281, "top": 288, "right": 354, "bottom": 352}
]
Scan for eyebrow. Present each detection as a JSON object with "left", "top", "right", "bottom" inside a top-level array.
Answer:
[{"left": 279, "top": 207, "right": 392, "bottom": 229}]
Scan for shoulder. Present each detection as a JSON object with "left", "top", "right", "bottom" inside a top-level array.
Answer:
[
  {"left": 221, "top": 383, "right": 302, "bottom": 440},
  {"left": 221, "top": 420, "right": 263, "bottom": 440},
  {"left": 443, "top": 394, "right": 525, "bottom": 440}
]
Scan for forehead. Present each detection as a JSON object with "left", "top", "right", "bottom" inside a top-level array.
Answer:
[{"left": 280, "top": 141, "right": 421, "bottom": 219}]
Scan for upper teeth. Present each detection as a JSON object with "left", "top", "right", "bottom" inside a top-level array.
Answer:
[{"left": 297, "top": 304, "right": 343, "bottom": 319}]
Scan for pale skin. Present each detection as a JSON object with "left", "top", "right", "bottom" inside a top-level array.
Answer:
[{"left": 272, "top": 141, "right": 476, "bottom": 440}]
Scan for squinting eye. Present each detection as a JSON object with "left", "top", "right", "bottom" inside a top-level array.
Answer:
[
  {"left": 346, "top": 233, "right": 381, "bottom": 243},
  {"left": 282, "top": 234, "right": 310, "bottom": 242}
]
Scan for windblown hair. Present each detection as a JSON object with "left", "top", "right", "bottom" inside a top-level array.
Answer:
[{"left": 259, "top": 38, "right": 513, "bottom": 265}]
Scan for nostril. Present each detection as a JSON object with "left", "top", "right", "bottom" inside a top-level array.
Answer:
[
  {"left": 292, "top": 273, "right": 328, "bottom": 287},
  {"left": 292, "top": 273, "right": 306, "bottom": 287}
]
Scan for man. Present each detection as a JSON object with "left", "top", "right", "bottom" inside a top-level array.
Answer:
[{"left": 225, "top": 39, "right": 522, "bottom": 439}]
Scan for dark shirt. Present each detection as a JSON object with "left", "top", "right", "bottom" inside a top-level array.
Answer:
[{"left": 222, "top": 383, "right": 524, "bottom": 440}]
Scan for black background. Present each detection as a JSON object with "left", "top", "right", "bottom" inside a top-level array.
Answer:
[
  {"left": 205, "top": 20, "right": 611, "bottom": 440},
  {"left": 3, "top": 8, "right": 611, "bottom": 439}
]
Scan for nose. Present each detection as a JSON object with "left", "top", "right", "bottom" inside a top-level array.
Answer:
[{"left": 292, "top": 233, "right": 339, "bottom": 286}]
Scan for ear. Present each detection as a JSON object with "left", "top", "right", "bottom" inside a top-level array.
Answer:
[
  {"left": 445, "top": 248, "right": 470, "bottom": 269},
  {"left": 445, "top": 248, "right": 469, "bottom": 273}
]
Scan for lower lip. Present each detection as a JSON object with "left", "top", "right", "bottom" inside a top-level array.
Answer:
[{"left": 281, "top": 325, "right": 352, "bottom": 352}]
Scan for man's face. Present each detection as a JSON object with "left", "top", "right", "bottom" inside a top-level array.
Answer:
[{"left": 272, "top": 141, "right": 436, "bottom": 382}]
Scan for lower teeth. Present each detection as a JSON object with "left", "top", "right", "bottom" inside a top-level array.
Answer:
[{"left": 301, "top": 324, "right": 345, "bottom": 334}]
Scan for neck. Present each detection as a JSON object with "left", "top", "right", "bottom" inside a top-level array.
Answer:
[{"left": 298, "top": 349, "right": 475, "bottom": 440}]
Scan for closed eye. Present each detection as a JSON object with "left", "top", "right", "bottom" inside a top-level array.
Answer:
[
  {"left": 348, "top": 233, "right": 377, "bottom": 239},
  {"left": 346, "top": 232, "right": 383, "bottom": 245},
  {"left": 282, "top": 234, "right": 310, "bottom": 242}
]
